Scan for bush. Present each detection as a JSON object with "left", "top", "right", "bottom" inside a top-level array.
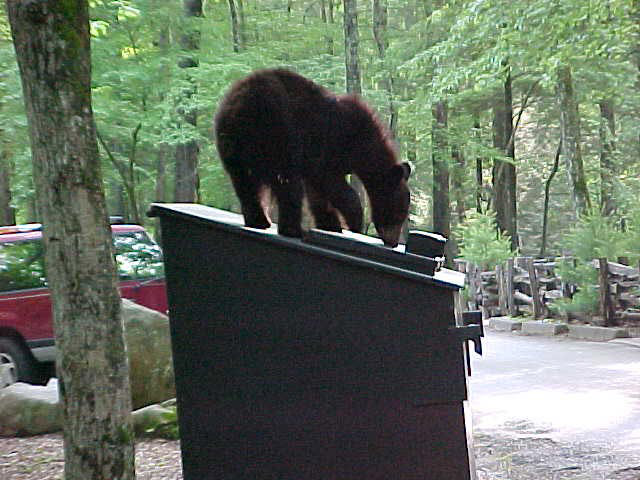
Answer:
[
  {"left": 551, "top": 260, "right": 599, "bottom": 317},
  {"left": 561, "top": 211, "right": 625, "bottom": 261},
  {"left": 454, "top": 210, "right": 515, "bottom": 270},
  {"left": 553, "top": 211, "right": 626, "bottom": 317},
  {"left": 620, "top": 209, "right": 640, "bottom": 265}
]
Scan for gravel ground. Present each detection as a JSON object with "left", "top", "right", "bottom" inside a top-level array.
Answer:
[
  {"left": 0, "top": 434, "right": 183, "bottom": 480},
  {"left": 2, "top": 431, "right": 639, "bottom": 479},
  {"left": 474, "top": 427, "right": 640, "bottom": 480}
]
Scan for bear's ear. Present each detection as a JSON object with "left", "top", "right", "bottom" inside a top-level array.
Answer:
[{"left": 388, "top": 162, "right": 411, "bottom": 186}]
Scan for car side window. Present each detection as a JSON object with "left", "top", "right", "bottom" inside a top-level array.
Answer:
[
  {"left": 0, "top": 240, "right": 47, "bottom": 292},
  {"left": 113, "top": 232, "right": 164, "bottom": 280}
]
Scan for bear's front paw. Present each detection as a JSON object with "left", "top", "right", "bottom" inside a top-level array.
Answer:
[
  {"left": 314, "top": 216, "right": 342, "bottom": 232},
  {"left": 277, "top": 223, "right": 303, "bottom": 238},
  {"left": 244, "top": 213, "right": 271, "bottom": 230}
]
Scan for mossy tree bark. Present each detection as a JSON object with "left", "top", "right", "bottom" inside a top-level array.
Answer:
[
  {"left": 432, "top": 100, "right": 451, "bottom": 260},
  {"left": 556, "top": 64, "right": 591, "bottom": 217},
  {"left": 0, "top": 148, "right": 15, "bottom": 225},
  {"left": 473, "top": 116, "right": 484, "bottom": 214},
  {"left": 227, "top": 0, "right": 242, "bottom": 53},
  {"left": 174, "top": 0, "right": 203, "bottom": 203},
  {"left": 6, "top": 1, "right": 135, "bottom": 479},
  {"left": 633, "top": 0, "right": 640, "bottom": 159},
  {"left": 598, "top": 100, "right": 616, "bottom": 216},
  {"left": 492, "top": 65, "right": 518, "bottom": 251},
  {"left": 320, "top": 0, "right": 335, "bottom": 54},
  {"left": 343, "top": 0, "right": 361, "bottom": 96},
  {"left": 343, "top": 0, "right": 367, "bottom": 228},
  {"left": 372, "top": 0, "right": 397, "bottom": 135}
]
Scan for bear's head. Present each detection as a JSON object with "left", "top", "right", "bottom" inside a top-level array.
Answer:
[{"left": 369, "top": 162, "right": 411, "bottom": 247}]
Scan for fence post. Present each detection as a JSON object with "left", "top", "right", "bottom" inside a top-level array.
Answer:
[
  {"left": 453, "top": 260, "right": 466, "bottom": 324},
  {"left": 496, "top": 263, "right": 506, "bottom": 315},
  {"left": 480, "top": 269, "right": 492, "bottom": 320},
  {"left": 526, "top": 257, "right": 544, "bottom": 319},
  {"left": 468, "top": 262, "right": 479, "bottom": 310},
  {"left": 506, "top": 257, "right": 517, "bottom": 316},
  {"left": 598, "top": 258, "right": 615, "bottom": 327}
]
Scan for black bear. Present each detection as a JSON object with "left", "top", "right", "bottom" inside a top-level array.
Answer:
[{"left": 214, "top": 68, "right": 411, "bottom": 247}]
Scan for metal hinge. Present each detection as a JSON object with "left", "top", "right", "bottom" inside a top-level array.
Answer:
[{"left": 450, "top": 310, "right": 484, "bottom": 376}]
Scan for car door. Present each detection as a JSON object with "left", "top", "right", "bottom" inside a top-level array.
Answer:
[
  {"left": 113, "top": 228, "right": 168, "bottom": 315},
  {"left": 0, "top": 237, "right": 54, "bottom": 343}
]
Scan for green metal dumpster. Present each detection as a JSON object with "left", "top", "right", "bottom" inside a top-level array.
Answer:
[{"left": 148, "top": 203, "right": 480, "bottom": 480}]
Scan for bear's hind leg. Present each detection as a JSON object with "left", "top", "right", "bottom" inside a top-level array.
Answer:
[
  {"left": 305, "top": 182, "right": 342, "bottom": 232},
  {"left": 227, "top": 166, "right": 271, "bottom": 229},
  {"left": 324, "top": 177, "right": 364, "bottom": 233},
  {"left": 271, "top": 175, "right": 304, "bottom": 238}
]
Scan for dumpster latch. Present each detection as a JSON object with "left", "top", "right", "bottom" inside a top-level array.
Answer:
[{"left": 450, "top": 310, "right": 483, "bottom": 376}]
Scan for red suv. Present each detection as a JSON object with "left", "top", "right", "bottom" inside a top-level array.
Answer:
[{"left": 0, "top": 222, "right": 168, "bottom": 387}]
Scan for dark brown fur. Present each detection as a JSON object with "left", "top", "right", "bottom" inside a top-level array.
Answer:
[{"left": 214, "top": 68, "right": 410, "bottom": 246}]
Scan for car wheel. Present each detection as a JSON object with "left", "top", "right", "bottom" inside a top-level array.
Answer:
[{"left": 0, "top": 337, "right": 41, "bottom": 387}]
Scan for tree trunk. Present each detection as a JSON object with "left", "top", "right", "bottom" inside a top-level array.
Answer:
[
  {"left": 112, "top": 182, "right": 127, "bottom": 219},
  {"left": 155, "top": 22, "right": 169, "bottom": 231},
  {"left": 372, "top": 0, "right": 397, "bottom": 134},
  {"left": 320, "top": 0, "right": 335, "bottom": 54},
  {"left": 452, "top": 146, "right": 466, "bottom": 224},
  {"left": 155, "top": 148, "right": 168, "bottom": 203},
  {"left": 0, "top": 149, "right": 16, "bottom": 225},
  {"left": 503, "top": 67, "right": 517, "bottom": 250},
  {"left": 493, "top": 66, "right": 518, "bottom": 251},
  {"left": 153, "top": 147, "right": 168, "bottom": 245},
  {"left": 238, "top": 0, "right": 247, "bottom": 47},
  {"left": 449, "top": 144, "right": 464, "bottom": 260},
  {"left": 227, "top": 0, "right": 241, "bottom": 53},
  {"left": 96, "top": 128, "right": 142, "bottom": 225},
  {"left": 491, "top": 94, "right": 505, "bottom": 215},
  {"left": 557, "top": 64, "right": 591, "bottom": 217},
  {"left": 343, "top": 0, "right": 366, "bottom": 229},
  {"left": 540, "top": 139, "right": 562, "bottom": 257},
  {"left": 598, "top": 100, "right": 616, "bottom": 216},
  {"left": 633, "top": 0, "right": 640, "bottom": 157},
  {"left": 432, "top": 101, "right": 450, "bottom": 249},
  {"left": 474, "top": 117, "right": 483, "bottom": 214},
  {"left": 6, "top": 2, "right": 135, "bottom": 479},
  {"left": 343, "top": 0, "right": 361, "bottom": 95},
  {"left": 174, "top": 0, "right": 202, "bottom": 203},
  {"left": 126, "top": 124, "right": 142, "bottom": 224}
]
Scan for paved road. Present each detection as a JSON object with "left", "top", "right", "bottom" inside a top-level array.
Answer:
[{"left": 468, "top": 330, "right": 640, "bottom": 479}]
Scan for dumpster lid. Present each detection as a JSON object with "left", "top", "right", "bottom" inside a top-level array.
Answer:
[
  {"left": 148, "top": 203, "right": 465, "bottom": 289},
  {"left": 303, "top": 228, "right": 439, "bottom": 277}
]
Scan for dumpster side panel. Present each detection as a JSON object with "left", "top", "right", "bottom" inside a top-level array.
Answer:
[{"left": 160, "top": 214, "right": 471, "bottom": 480}]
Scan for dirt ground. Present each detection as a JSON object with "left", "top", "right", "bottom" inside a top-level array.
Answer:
[
  {"left": 0, "top": 434, "right": 183, "bottom": 480},
  {"left": 475, "top": 431, "right": 640, "bottom": 480},
  {"left": 2, "top": 432, "right": 639, "bottom": 479}
]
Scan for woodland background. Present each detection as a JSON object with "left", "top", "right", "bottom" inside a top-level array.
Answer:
[{"left": 1, "top": 0, "right": 639, "bottom": 263}]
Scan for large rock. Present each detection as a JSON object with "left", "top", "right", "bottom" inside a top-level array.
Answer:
[
  {"left": 0, "top": 299, "right": 175, "bottom": 436},
  {"left": 567, "top": 324, "right": 630, "bottom": 342},
  {"left": 0, "top": 379, "right": 61, "bottom": 436},
  {"left": 123, "top": 299, "right": 175, "bottom": 409},
  {"left": 132, "top": 399, "right": 178, "bottom": 438},
  {"left": 0, "top": 379, "right": 177, "bottom": 437}
]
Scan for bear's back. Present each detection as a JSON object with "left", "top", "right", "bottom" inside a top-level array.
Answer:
[
  {"left": 215, "top": 68, "right": 396, "bottom": 176},
  {"left": 267, "top": 69, "right": 329, "bottom": 103}
]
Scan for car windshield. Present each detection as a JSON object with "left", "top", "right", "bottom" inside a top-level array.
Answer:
[
  {"left": 0, "top": 240, "right": 46, "bottom": 292},
  {"left": 114, "top": 231, "right": 165, "bottom": 280},
  {"left": 0, "top": 230, "right": 164, "bottom": 292}
]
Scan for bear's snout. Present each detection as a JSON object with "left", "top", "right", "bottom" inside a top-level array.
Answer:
[{"left": 377, "top": 224, "right": 403, "bottom": 248}]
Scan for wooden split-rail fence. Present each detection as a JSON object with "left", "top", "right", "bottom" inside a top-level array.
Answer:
[{"left": 453, "top": 257, "right": 640, "bottom": 328}]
